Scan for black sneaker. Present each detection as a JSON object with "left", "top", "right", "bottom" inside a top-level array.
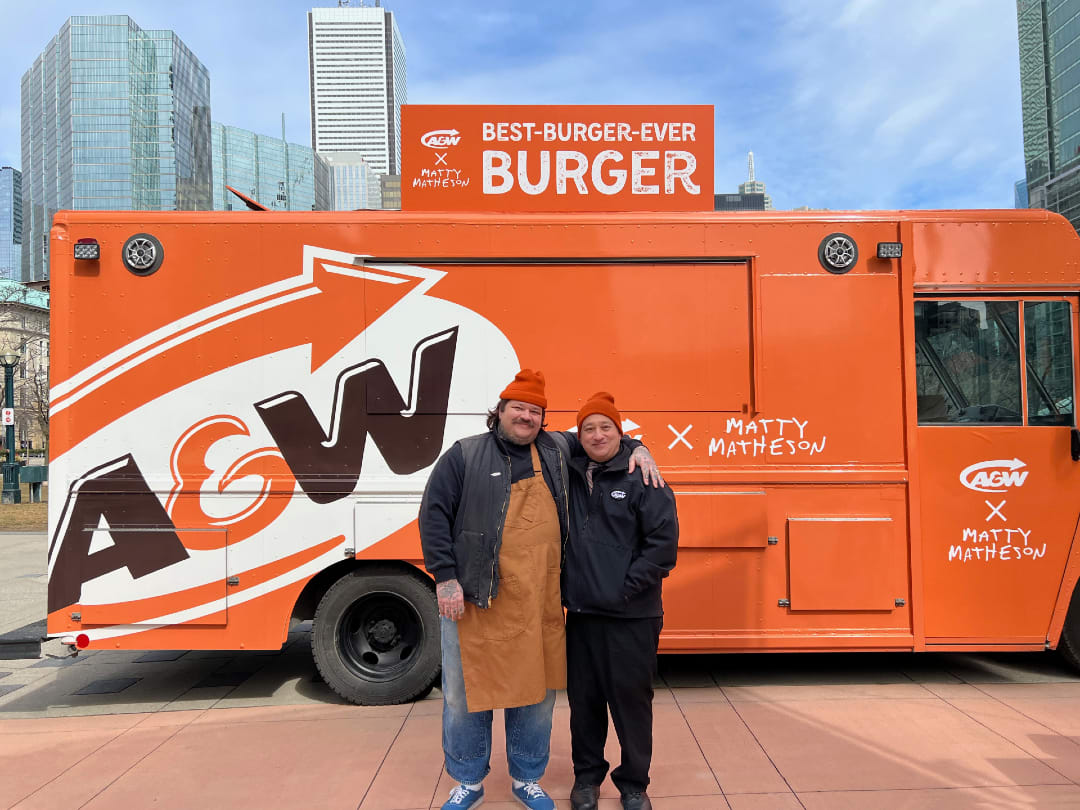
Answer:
[
  {"left": 570, "top": 781, "right": 600, "bottom": 810},
  {"left": 620, "top": 793, "right": 652, "bottom": 810}
]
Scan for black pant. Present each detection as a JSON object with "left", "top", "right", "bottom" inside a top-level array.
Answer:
[{"left": 566, "top": 612, "right": 662, "bottom": 795}]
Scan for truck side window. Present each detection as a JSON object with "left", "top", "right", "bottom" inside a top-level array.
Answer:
[
  {"left": 914, "top": 301, "right": 1022, "bottom": 424},
  {"left": 1025, "top": 301, "right": 1075, "bottom": 426}
]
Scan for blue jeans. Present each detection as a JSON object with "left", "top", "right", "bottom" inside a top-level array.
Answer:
[{"left": 440, "top": 617, "right": 556, "bottom": 784}]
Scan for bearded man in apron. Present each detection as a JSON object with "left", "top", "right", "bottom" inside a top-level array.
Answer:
[{"left": 420, "top": 369, "right": 662, "bottom": 810}]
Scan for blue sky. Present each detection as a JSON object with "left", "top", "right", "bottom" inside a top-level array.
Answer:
[{"left": 0, "top": 0, "right": 1024, "bottom": 210}]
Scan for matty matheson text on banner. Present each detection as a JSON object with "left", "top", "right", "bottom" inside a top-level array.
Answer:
[{"left": 401, "top": 105, "right": 715, "bottom": 212}]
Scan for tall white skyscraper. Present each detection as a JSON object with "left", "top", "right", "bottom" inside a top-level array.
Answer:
[{"left": 308, "top": 3, "right": 406, "bottom": 176}]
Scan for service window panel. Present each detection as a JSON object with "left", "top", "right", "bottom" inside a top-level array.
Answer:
[
  {"left": 675, "top": 491, "right": 767, "bottom": 549},
  {"left": 756, "top": 274, "right": 905, "bottom": 465},
  {"left": 787, "top": 518, "right": 896, "bottom": 612},
  {"left": 436, "top": 262, "right": 754, "bottom": 416}
]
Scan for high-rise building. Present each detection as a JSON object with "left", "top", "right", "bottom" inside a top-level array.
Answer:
[
  {"left": 321, "top": 151, "right": 381, "bottom": 209},
  {"left": 308, "top": 3, "right": 407, "bottom": 176},
  {"left": 380, "top": 174, "right": 401, "bottom": 210},
  {"left": 0, "top": 168, "right": 22, "bottom": 281},
  {"left": 1015, "top": 178, "right": 1030, "bottom": 209},
  {"left": 714, "top": 193, "right": 765, "bottom": 211},
  {"left": 1018, "top": 0, "right": 1080, "bottom": 229},
  {"left": 212, "top": 123, "right": 333, "bottom": 211},
  {"left": 737, "top": 152, "right": 773, "bottom": 210},
  {"left": 20, "top": 15, "right": 212, "bottom": 281},
  {"left": 1016, "top": 3, "right": 1076, "bottom": 402}
]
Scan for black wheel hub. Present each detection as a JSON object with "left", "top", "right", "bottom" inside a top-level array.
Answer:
[
  {"left": 367, "top": 618, "right": 401, "bottom": 650},
  {"left": 338, "top": 591, "right": 423, "bottom": 683}
]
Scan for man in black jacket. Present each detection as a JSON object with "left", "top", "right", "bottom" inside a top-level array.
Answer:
[{"left": 564, "top": 392, "right": 679, "bottom": 810}]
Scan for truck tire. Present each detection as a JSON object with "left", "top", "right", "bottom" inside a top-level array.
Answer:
[
  {"left": 311, "top": 566, "right": 441, "bottom": 704},
  {"left": 1060, "top": 584, "right": 1080, "bottom": 672}
]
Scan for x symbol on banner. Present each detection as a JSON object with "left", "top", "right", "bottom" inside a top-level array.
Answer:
[
  {"left": 667, "top": 424, "right": 693, "bottom": 450},
  {"left": 984, "top": 499, "right": 1007, "bottom": 523},
  {"left": 434, "top": 152, "right": 448, "bottom": 166}
]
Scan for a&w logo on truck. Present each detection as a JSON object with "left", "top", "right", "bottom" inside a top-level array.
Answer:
[
  {"left": 959, "top": 458, "right": 1029, "bottom": 493},
  {"left": 47, "top": 244, "right": 519, "bottom": 630}
]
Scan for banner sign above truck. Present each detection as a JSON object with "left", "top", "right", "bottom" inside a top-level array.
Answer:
[{"left": 401, "top": 104, "right": 715, "bottom": 212}]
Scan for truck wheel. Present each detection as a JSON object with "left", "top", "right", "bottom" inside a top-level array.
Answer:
[
  {"left": 1060, "top": 585, "right": 1080, "bottom": 672},
  {"left": 312, "top": 566, "right": 441, "bottom": 705}
]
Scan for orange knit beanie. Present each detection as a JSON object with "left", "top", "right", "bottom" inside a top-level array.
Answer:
[
  {"left": 500, "top": 368, "right": 548, "bottom": 409},
  {"left": 576, "top": 391, "right": 622, "bottom": 434}
]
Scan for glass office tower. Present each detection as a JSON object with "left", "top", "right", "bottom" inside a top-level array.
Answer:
[
  {"left": 0, "top": 168, "right": 22, "bottom": 281},
  {"left": 212, "top": 123, "right": 332, "bottom": 211},
  {"left": 1018, "top": 0, "right": 1080, "bottom": 230},
  {"left": 321, "top": 151, "right": 381, "bottom": 210},
  {"left": 1016, "top": 2, "right": 1077, "bottom": 395},
  {"left": 20, "top": 16, "right": 211, "bottom": 281},
  {"left": 1015, "top": 178, "right": 1030, "bottom": 209}
]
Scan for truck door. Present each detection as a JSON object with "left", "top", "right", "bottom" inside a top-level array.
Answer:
[{"left": 915, "top": 297, "right": 1080, "bottom": 643}]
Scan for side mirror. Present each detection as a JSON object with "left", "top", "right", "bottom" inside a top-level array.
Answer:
[{"left": 1072, "top": 427, "right": 1080, "bottom": 461}]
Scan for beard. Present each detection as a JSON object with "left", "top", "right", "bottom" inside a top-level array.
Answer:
[{"left": 497, "top": 422, "right": 534, "bottom": 446}]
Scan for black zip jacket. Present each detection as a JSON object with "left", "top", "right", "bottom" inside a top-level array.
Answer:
[
  {"left": 563, "top": 445, "right": 678, "bottom": 618},
  {"left": 420, "top": 428, "right": 643, "bottom": 608},
  {"left": 419, "top": 428, "right": 569, "bottom": 607}
]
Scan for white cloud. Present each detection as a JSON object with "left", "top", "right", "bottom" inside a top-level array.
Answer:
[
  {"left": 873, "top": 90, "right": 951, "bottom": 145},
  {"left": 836, "top": 0, "right": 881, "bottom": 29}
]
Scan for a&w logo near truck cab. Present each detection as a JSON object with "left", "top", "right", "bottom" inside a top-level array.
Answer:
[{"left": 959, "top": 459, "right": 1030, "bottom": 493}]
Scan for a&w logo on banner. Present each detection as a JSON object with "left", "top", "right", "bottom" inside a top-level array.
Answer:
[{"left": 420, "top": 129, "right": 462, "bottom": 149}]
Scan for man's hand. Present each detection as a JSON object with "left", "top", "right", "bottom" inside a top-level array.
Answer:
[
  {"left": 437, "top": 578, "right": 465, "bottom": 621},
  {"left": 628, "top": 446, "right": 666, "bottom": 488}
]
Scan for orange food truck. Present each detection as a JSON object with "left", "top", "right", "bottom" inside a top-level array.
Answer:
[
  {"left": 44, "top": 206, "right": 1080, "bottom": 703},
  {"left": 42, "top": 107, "right": 1080, "bottom": 704}
]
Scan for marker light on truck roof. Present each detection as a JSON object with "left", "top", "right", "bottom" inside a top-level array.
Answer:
[{"left": 73, "top": 238, "right": 100, "bottom": 261}]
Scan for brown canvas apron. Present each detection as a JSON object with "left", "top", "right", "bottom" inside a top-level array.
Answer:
[{"left": 456, "top": 443, "right": 567, "bottom": 712}]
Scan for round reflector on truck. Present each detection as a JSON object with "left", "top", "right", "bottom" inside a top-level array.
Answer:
[{"left": 122, "top": 233, "right": 165, "bottom": 276}]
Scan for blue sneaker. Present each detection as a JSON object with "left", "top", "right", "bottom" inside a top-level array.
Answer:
[
  {"left": 442, "top": 783, "right": 484, "bottom": 809},
  {"left": 511, "top": 781, "right": 556, "bottom": 810}
]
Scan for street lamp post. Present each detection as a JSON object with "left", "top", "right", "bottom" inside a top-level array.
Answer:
[{"left": 1, "top": 349, "right": 21, "bottom": 504}]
